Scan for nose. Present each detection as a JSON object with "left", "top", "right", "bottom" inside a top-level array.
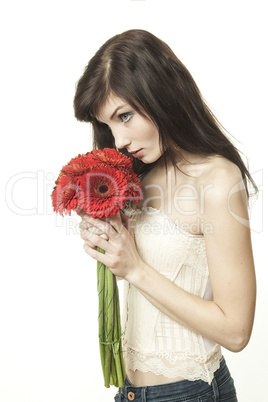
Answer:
[{"left": 111, "top": 127, "right": 131, "bottom": 150}]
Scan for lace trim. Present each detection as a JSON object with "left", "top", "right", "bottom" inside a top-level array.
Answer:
[{"left": 124, "top": 344, "right": 222, "bottom": 385}]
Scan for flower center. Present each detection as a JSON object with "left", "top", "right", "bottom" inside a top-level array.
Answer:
[{"left": 98, "top": 184, "right": 109, "bottom": 194}]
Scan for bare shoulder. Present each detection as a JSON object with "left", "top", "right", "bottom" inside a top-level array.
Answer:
[
  {"left": 201, "top": 155, "right": 242, "bottom": 183},
  {"left": 198, "top": 155, "right": 246, "bottom": 202},
  {"left": 196, "top": 156, "right": 249, "bottom": 230}
]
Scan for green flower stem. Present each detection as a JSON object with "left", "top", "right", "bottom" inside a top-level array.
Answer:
[
  {"left": 113, "top": 284, "right": 124, "bottom": 387},
  {"left": 110, "top": 348, "right": 117, "bottom": 386},
  {"left": 96, "top": 247, "right": 126, "bottom": 388},
  {"left": 103, "top": 263, "right": 114, "bottom": 387},
  {"left": 113, "top": 279, "right": 126, "bottom": 387},
  {"left": 97, "top": 251, "right": 105, "bottom": 376}
]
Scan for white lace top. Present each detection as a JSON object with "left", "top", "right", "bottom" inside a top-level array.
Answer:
[{"left": 122, "top": 206, "right": 222, "bottom": 385}]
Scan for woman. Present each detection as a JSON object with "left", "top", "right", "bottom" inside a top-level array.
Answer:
[{"left": 74, "top": 30, "right": 257, "bottom": 401}]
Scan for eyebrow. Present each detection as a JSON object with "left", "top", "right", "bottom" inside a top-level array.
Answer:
[{"left": 110, "top": 104, "right": 128, "bottom": 120}]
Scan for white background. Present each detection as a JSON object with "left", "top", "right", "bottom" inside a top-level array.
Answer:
[{"left": 1, "top": 1, "right": 267, "bottom": 401}]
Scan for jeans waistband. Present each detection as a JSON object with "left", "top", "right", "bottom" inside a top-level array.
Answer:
[{"left": 117, "top": 357, "right": 233, "bottom": 401}]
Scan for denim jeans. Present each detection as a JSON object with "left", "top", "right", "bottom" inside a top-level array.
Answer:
[{"left": 114, "top": 357, "right": 237, "bottom": 401}]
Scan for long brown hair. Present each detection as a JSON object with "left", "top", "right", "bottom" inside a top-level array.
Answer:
[{"left": 74, "top": 29, "right": 257, "bottom": 196}]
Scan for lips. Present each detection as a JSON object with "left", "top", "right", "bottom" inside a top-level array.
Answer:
[{"left": 129, "top": 149, "right": 143, "bottom": 158}]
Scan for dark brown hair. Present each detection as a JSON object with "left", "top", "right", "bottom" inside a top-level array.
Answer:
[{"left": 74, "top": 29, "right": 257, "bottom": 196}]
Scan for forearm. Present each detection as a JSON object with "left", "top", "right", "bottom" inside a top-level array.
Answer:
[
  {"left": 127, "top": 262, "right": 249, "bottom": 352},
  {"left": 80, "top": 204, "right": 255, "bottom": 352}
]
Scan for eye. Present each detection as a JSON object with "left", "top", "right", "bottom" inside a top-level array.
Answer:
[{"left": 119, "top": 112, "right": 133, "bottom": 123}]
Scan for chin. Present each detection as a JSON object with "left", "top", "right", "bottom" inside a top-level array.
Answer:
[{"left": 144, "top": 155, "right": 162, "bottom": 164}]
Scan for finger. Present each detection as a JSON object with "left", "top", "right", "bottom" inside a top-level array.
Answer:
[
  {"left": 84, "top": 215, "right": 119, "bottom": 239},
  {"left": 100, "top": 233, "right": 109, "bottom": 240},
  {"left": 80, "top": 229, "right": 92, "bottom": 241},
  {"left": 80, "top": 231, "right": 109, "bottom": 248},
  {"left": 80, "top": 228, "right": 109, "bottom": 243},
  {"left": 83, "top": 214, "right": 103, "bottom": 225},
  {"left": 83, "top": 241, "right": 111, "bottom": 266},
  {"left": 84, "top": 235, "right": 114, "bottom": 261},
  {"left": 84, "top": 239, "right": 96, "bottom": 249},
  {"left": 120, "top": 211, "right": 132, "bottom": 232},
  {"left": 79, "top": 216, "right": 95, "bottom": 232},
  {"left": 80, "top": 230, "right": 109, "bottom": 241},
  {"left": 80, "top": 222, "right": 109, "bottom": 238},
  {"left": 81, "top": 215, "right": 94, "bottom": 227},
  {"left": 119, "top": 211, "right": 135, "bottom": 239},
  {"left": 85, "top": 232, "right": 111, "bottom": 252},
  {"left": 105, "top": 211, "right": 123, "bottom": 234},
  {"left": 79, "top": 221, "right": 90, "bottom": 231}
]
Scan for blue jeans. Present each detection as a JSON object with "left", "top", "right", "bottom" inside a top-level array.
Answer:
[{"left": 114, "top": 357, "right": 237, "bottom": 401}]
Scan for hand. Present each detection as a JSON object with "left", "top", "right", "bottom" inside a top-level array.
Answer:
[
  {"left": 79, "top": 211, "right": 109, "bottom": 249},
  {"left": 79, "top": 211, "right": 144, "bottom": 281}
]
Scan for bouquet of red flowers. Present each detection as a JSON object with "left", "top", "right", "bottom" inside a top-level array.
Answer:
[{"left": 51, "top": 148, "right": 142, "bottom": 387}]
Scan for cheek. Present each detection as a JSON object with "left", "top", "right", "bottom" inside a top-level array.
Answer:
[
  {"left": 134, "top": 117, "right": 161, "bottom": 152},
  {"left": 141, "top": 122, "right": 159, "bottom": 142}
]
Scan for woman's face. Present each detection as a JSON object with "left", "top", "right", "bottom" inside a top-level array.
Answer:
[{"left": 97, "top": 95, "right": 162, "bottom": 164}]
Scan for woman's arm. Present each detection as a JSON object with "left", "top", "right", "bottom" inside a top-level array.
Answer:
[{"left": 81, "top": 166, "right": 256, "bottom": 352}]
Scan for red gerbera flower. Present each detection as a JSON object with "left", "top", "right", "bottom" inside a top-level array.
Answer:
[
  {"left": 60, "top": 153, "right": 96, "bottom": 179},
  {"left": 51, "top": 148, "right": 142, "bottom": 218},
  {"left": 51, "top": 175, "right": 80, "bottom": 215},
  {"left": 90, "top": 149, "right": 142, "bottom": 202},
  {"left": 91, "top": 148, "right": 133, "bottom": 171},
  {"left": 78, "top": 166, "right": 129, "bottom": 218}
]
